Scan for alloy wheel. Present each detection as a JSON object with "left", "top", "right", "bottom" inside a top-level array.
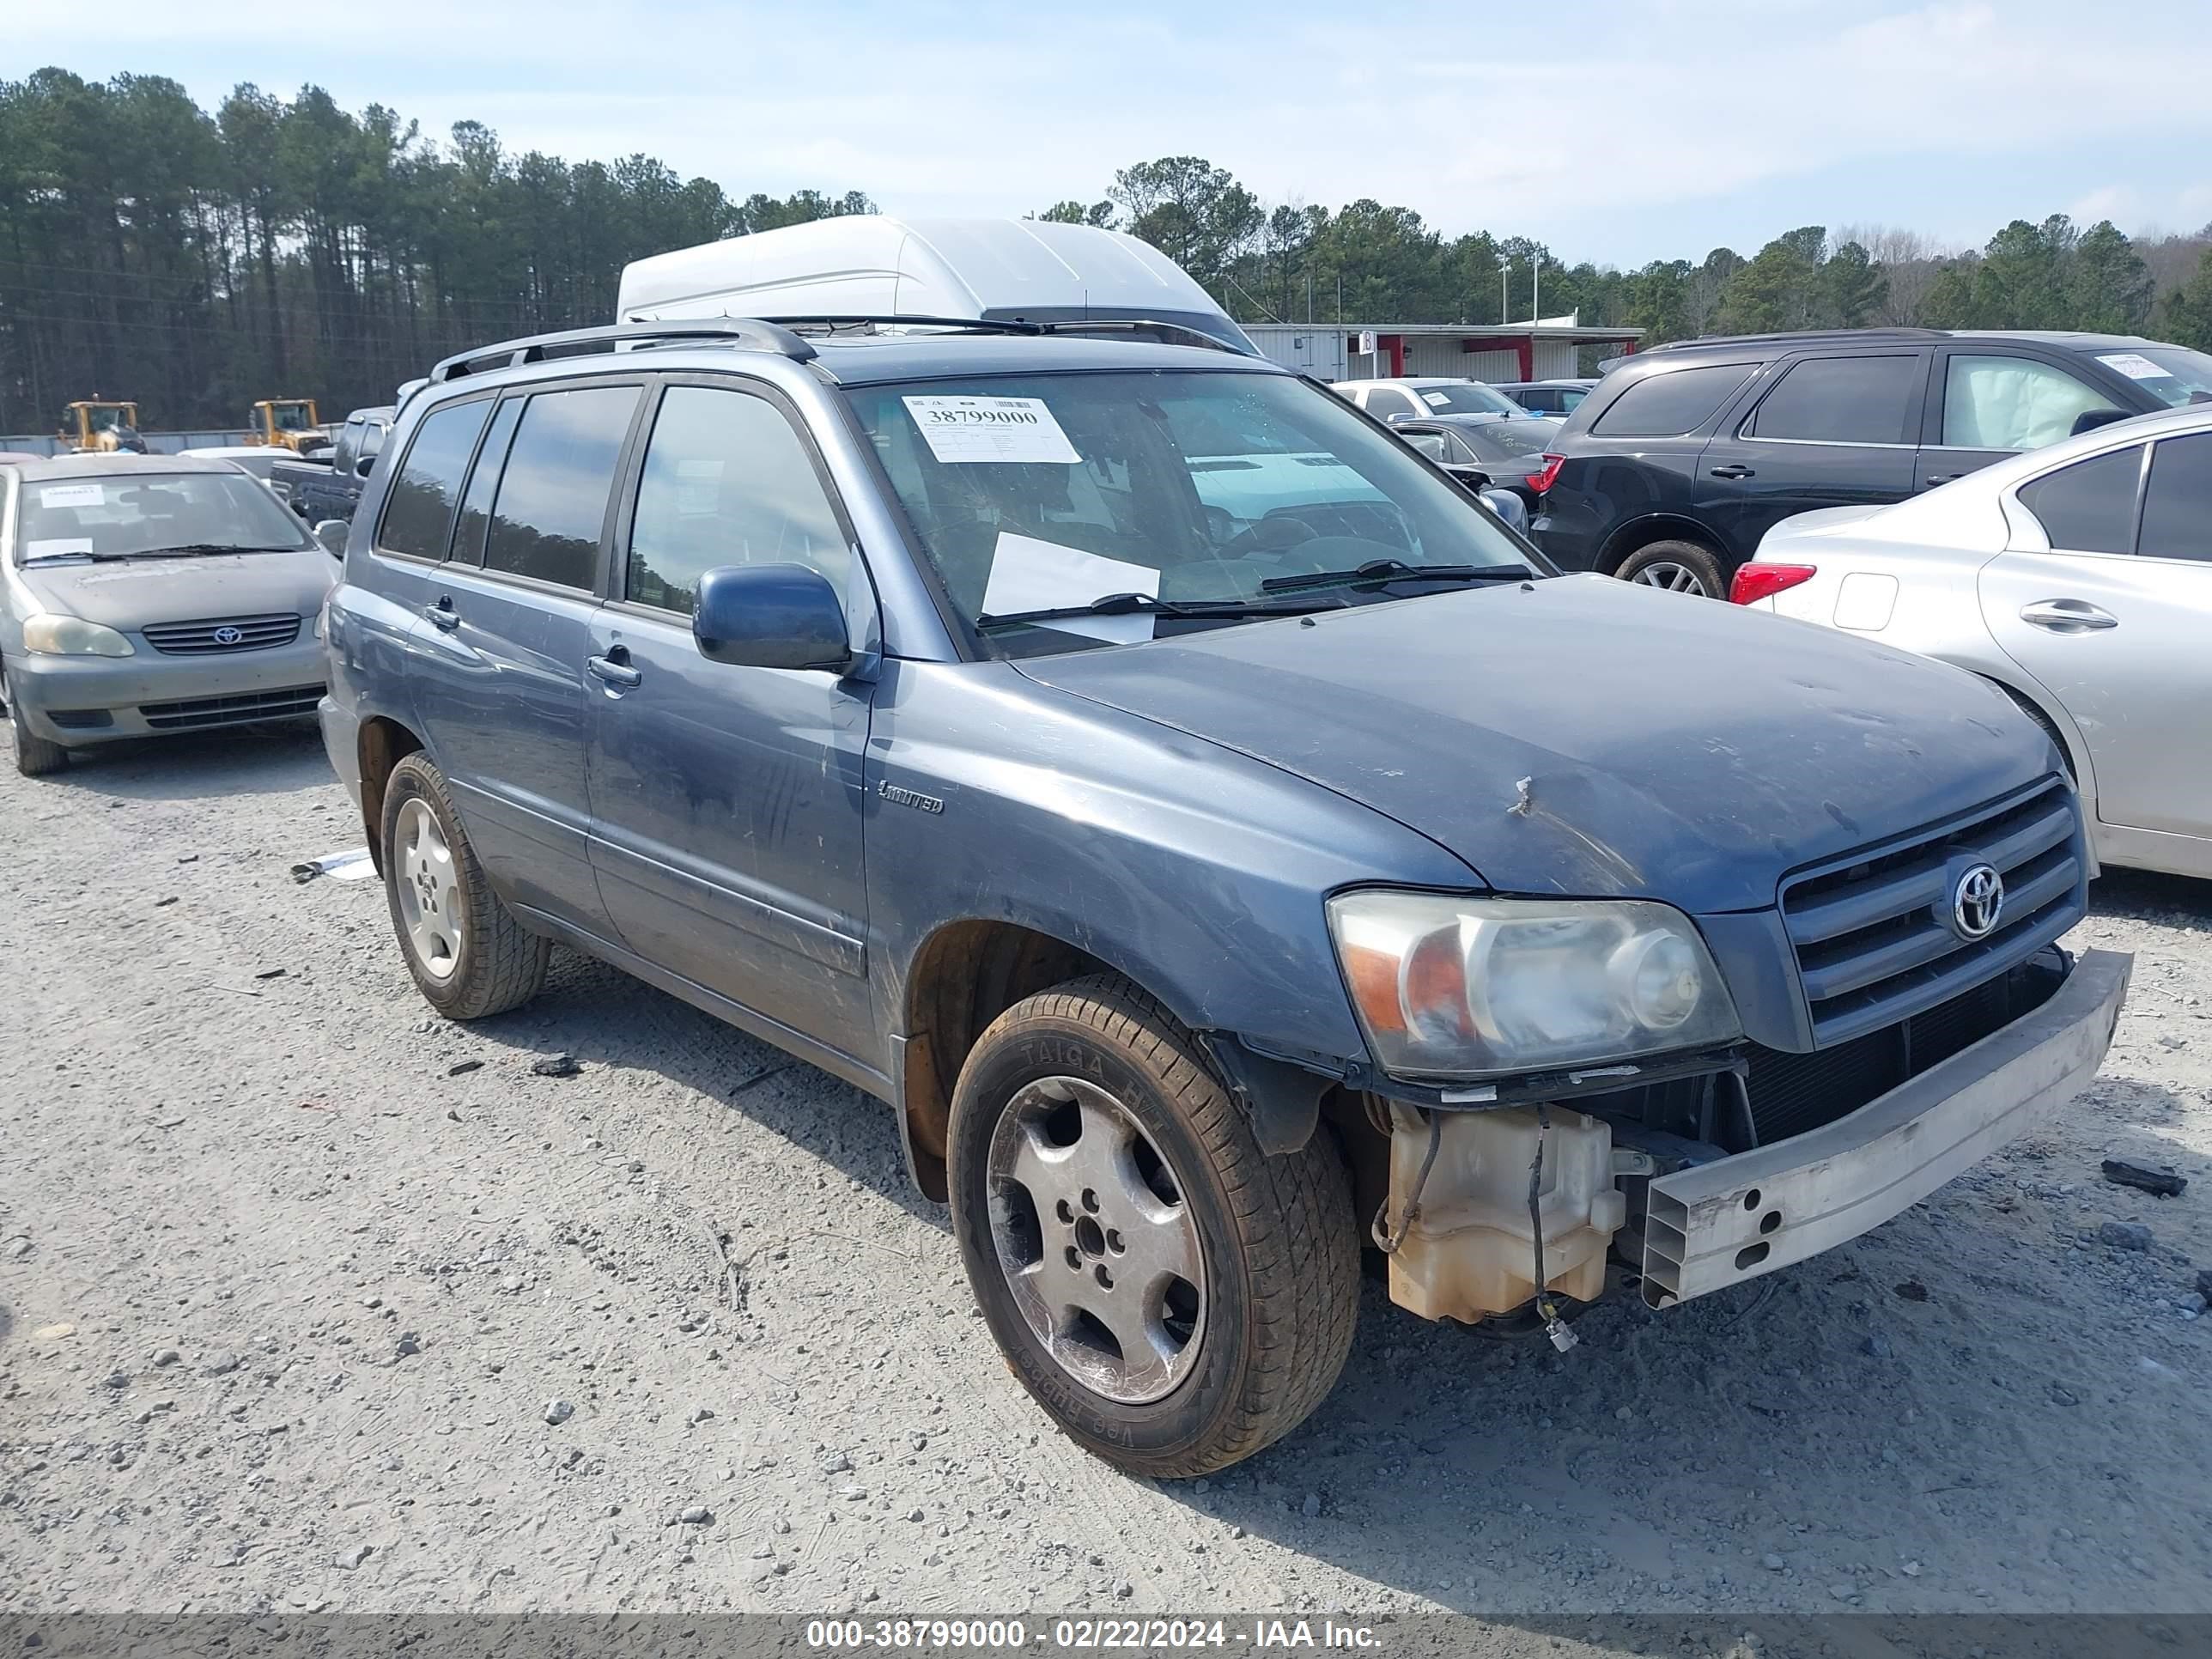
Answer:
[
  {"left": 393, "top": 797, "right": 463, "bottom": 981},
  {"left": 983, "top": 1076, "right": 1206, "bottom": 1404}
]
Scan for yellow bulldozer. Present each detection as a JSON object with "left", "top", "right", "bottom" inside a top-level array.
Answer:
[
  {"left": 246, "top": 398, "right": 329, "bottom": 453},
  {"left": 58, "top": 400, "right": 144, "bottom": 453}
]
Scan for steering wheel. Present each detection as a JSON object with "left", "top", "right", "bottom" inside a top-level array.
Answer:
[{"left": 1219, "top": 515, "right": 1321, "bottom": 559}]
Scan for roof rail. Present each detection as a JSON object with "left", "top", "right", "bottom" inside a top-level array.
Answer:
[
  {"left": 762, "top": 314, "right": 1247, "bottom": 356},
  {"left": 427, "top": 319, "right": 817, "bottom": 386},
  {"left": 1647, "top": 326, "right": 1946, "bottom": 353}
]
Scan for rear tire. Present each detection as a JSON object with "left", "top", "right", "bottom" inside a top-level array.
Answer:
[
  {"left": 380, "top": 752, "right": 548, "bottom": 1018},
  {"left": 3, "top": 668, "right": 70, "bottom": 778},
  {"left": 946, "top": 973, "right": 1359, "bottom": 1478},
  {"left": 1615, "top": 538, "right": 1725, "bottom": 599}
]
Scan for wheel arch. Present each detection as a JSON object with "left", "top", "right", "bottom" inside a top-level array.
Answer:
[
  {"left": 356, "top": 714, "right": 426, "bottom": 878},
  {"left": 1596, "top": 514, "right": 1729, "bottom": 577},
  {"left": 1971, "top": 667, "right": 2097, "bottom": 805}
]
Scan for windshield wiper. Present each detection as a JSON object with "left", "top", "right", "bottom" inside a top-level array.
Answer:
[
  {"left": 144, "top": 543, "right": 305, "bottom": 556},
  {"left": 1259, "top": 558, "right": 1532, "bottom": 594},
  {"left": 976, "top": 591, "right": 1334, "bottom": 632}
]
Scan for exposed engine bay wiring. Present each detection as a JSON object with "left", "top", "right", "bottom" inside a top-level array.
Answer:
[
  {"left": 1528, "top": 1102, "right": 1580, "bottom": 1352},
  {"left": 1371, "top": 1106, "right": 1441, "bottom": 1256}
]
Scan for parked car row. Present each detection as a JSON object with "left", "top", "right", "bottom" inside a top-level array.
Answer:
[
  {"left": 1528, "top": 326, "right": 2212, "bottom": 596},
  {"left": 1, "top": 219, "right": 2154, "bottom": 1484}
]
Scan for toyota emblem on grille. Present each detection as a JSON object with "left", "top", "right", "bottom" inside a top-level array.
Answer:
[
  {"left": 211, "top": 625, "right": 245, "bottom": 645},
  {"left": 1950, "top": 863, "right": 2004, "bottom": 941}
]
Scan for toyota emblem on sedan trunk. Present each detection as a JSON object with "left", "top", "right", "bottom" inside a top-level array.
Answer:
[
  {"left": 211, "top": 625, "right": 244, "bottom": 645},
  {"left": 1951, "top": 863, "right": 2004, "bottom": 941}
]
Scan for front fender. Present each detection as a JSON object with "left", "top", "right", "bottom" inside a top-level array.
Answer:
[{"left": 864, "top": 659, "right": 1479, "bottom": 1074}]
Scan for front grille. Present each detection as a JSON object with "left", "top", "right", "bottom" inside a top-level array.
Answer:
[
  {"left": 138, "top": 684, "right": 324, "bottom": 729},
  {"left": 46, "top": 708, "right": 114, "bottom": 730},
  {"left": 1781, "top": 778, "right": 2083, "bottom": 1046},
  {"left": 1745, "top": 975, "right": 2014, "bottom": 1145},
  {"left": 142, "top": 614, "right": 301, "bottom": 655}
]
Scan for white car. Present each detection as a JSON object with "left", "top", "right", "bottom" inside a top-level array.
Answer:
[{"left": 1738, "top": 404, "right": 2212, "bottom": 880}]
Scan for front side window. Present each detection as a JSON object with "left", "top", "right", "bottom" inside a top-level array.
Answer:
[
  {"left": 626, "top": 386, "right": 850, "bottom": 616},
  {"left": 14, "top": 471, "right": 313, "bottom": 562},
  {"left": 1361, "top": 387, "right": 1421, "bottom": 421},
  {"left": 380, "top": 399, "right": 490, "bottom": 559},
  {"left": 483, "top": 386, "right": 640, "bottom": 590},
  {"left": 1590, "top": 362, "right": 1759, "bottom": 438},
  {"left": 1746, "top": 355, "right": 1921, "bottom": 444},
  {"left": 841, "top": 368, "right": 1536, "bottom": 657},
  {"left": 2017, "top": 445, "right": 2142, "bottom": 555},
  {"left": 1944, "top": 355, "right": 2113, "bottom": 451},
  {"left": 2136, "top": 430, "right": 2212, "bottom": 562}
]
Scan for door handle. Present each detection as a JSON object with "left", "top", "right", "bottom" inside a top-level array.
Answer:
[
  {"left": 586, "top": 653, "right": 642, "bottom": 689},
  {"left": 1708, "top": 465, "right": 1756, "bottom": 479},
  {"left": 423, "top": 599, "right": 459, "bottom": 631},
  {"left": 2020, "top": 599, "right": 2118, "bottom": 633},
  {"left": 1924, "top": 472, "right": 1966, "bottom": 487}
]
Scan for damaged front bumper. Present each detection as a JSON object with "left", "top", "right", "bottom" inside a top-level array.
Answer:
[{"left": 1638, "top": 947, "right": 2131, "bottom": 1308}]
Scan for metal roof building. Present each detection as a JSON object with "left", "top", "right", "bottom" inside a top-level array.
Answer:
[{"left": 1241, "top": 320, "right": 1644, "bottom": 384}]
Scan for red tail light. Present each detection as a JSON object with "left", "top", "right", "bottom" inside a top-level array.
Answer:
[
  {"left": 1729, "top": 562, "right": 1817, "bottom": 605},
  {"left": 1526, "top": 453, "right": 1565, "bottom": 495}
]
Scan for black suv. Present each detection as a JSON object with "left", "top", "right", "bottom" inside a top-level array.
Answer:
[{"left": 1533, "top": 329, "right": 2212, "bottom": 597}]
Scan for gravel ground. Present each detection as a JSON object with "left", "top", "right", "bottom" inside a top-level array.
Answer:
[{"left": 2, "top": 723, "right": 2209, "bottom": 1620}]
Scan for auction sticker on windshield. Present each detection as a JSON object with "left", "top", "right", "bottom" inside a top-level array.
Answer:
[
  {"left": 903, "top": 396, "right": 1080, "bottom": 465},
  {"left": 2099, "top": 352, "right": 2166, "bottom": 380},
  {"left": 37, "top": 483, "right": 105, "bottom": 509}
]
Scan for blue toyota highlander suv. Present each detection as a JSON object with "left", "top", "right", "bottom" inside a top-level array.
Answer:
[{"left": 320, "top": 317, "right": 2130, "bottom": 1477}]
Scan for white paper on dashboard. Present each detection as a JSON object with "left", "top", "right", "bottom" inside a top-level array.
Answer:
[
  {"left": 37, "top": 483, "right": 104, "bottom": 509},
  {"left": 1421, "top": 391, "right": 1451, "bottom": 407},
  {"left": 903, "top": 396, "right": 1081, "bottom": 465},
  {"left": 26, "top": 538, "right": 93, "bottom": 558},
  {"left": 980, "top": 532, "right": 1158, "bottom": 645},
  {"left": 2099, "top": 352, "right": 2166, "bottom": 380}
]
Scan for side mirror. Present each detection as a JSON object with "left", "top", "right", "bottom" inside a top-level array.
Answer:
[
  {"left": 1478, "top": 488, "right": 1528, "bottom": 532},
  {"left": 313, "top": 520, "right": 349, "bottom": 558},
  {"left": 692, "top": 562, "right": 851, "bottom": 672},
  {"left": 2070, "top": 407, "right": 2131, "bottom": 437},
  {"left": 356, "top": 453, "right": 376, "bottom": 478}
]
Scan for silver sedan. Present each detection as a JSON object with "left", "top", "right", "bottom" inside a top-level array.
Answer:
[
  {"left": 1735, "top": 404, "right": 2212, "bottom": 880},
  {"left": 1, "top": 454, "right": 338, "bottom": 777}
]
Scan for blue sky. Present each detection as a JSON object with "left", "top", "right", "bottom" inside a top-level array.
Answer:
[{"left": 15, "top": 0, "right": 2212, "bottom": 265}]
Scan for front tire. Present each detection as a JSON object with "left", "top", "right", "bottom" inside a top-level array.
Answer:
[
  {"left": 380, "top": 752, "right": 548, "bottom": 1018},
  {"left": 1615, "top": 538, "right": 1725, "bottom": 599},
  {"left": 3, "top": 668, "right": 69, "bottom": 778},
  {"left": 946, "top": 974, "right": 1358, "bottom": 1477}
]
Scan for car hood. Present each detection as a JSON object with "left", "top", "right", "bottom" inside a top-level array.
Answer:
[
  {"left": 14, "top": 550, "right": 335, "bottom": 630},
  {"left": 1012, "top": 574, "right": 2053, "bottom": 913}
]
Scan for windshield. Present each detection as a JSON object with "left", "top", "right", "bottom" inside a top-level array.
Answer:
[
  {"left": 13, "top": 471, "right": 314, "bottom": 562},
  {"left": 2095, "top": 347, "right": 2212, "bottom": 409},
  {"left": 845, "top": 368, "right": 1540, "bottom": 655},
  {"left": 1409, "top": 382, "right": 1524, "bottom": 417}
]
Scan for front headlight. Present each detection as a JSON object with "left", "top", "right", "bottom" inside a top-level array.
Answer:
[
  {"left": 21, "top": 613, "right": 134, "bottom": 658},
  {"left": 1327, "top": 890, "right": 1740, "bottom": 1079}
]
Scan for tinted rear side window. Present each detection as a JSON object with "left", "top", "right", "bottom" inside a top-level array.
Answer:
[
  {"left": 1590, "top": 363, "right": 1758, "bottom": 437},
  {"left": 1746, "top": 355, "right": 1922, "bottom": 444},
  {"left": 450, "top": 398, "right": 524, "bottom": 567},
  {"left": 2136, "top": 431, "right": 2212, "bottom": 562},
  {"left": 379, "top": 399, "right": 490, "bottom": 558},
  {"left": 483, "top": 386, "right": 640, "bottom": 590},
  {"left": 2017, "top": 445, "right": 2142, "bottom": 554}
]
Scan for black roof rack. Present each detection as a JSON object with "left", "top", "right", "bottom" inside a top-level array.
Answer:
[
  {"left": 762, "top": 314, "right": 1248, "bottom": 356},
  {"left": 1646, "top": 326, "right": 1947, "bottom": 353},
  {"left": 427, "top": 319, "right": 817, "bottom": 386}
]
